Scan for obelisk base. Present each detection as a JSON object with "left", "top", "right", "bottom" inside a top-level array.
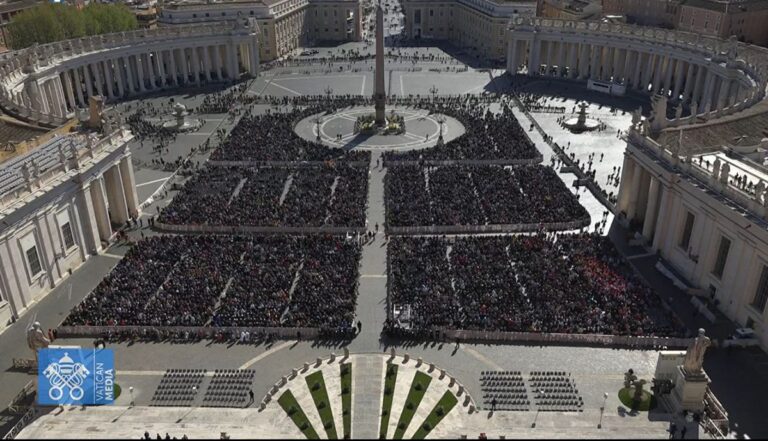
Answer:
[{"left": 671, "top": 365, "right": 709, "bottom": 413}]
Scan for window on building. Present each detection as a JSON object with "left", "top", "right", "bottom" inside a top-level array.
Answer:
[
  {"left": 25, "top": 245, "right": 42, "bottom": 278},
  {"left": 751, "top": 265, "right": 768, "bottom": 313},
  {"left": 61, "top": 222, "right": 75, "bottom": 250},
  {"left": 430, "top": 9, "right": 433, "bottom": 16},
  {"left": 205, "top": 13, "right": 210, "bottom": 17},
  {"left": 711, "top": 236, "right": 731, "bottom": 278},
  {"left": 193, "top": 13, "right": 197, "bottom": 18},
  {"left": 251, "top": 10, "right": 254, "bottom": 15},
  {"left": 679, "top": 211, "right": 695, "bottom": 250}
]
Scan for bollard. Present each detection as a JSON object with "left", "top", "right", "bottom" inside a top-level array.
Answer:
[
  {"left": 329, "top": 353, "right": 336, "bottom": 362},
  {"left": 259, "top": 401, "right": 267, "bottom": 411},
  {"left": 457, "top": 385, "right": 464, "bottom": 396},
  {"left": 281, "top": 376, "right": 288, "bottom": 386},
  {"left": 428, "top": 363, "right": 435, "bottom": 373},
  {"left": 403, "top": 353, "right": 410, "bottom": 363},
  {"left": 291, "top": 368, "right": 298, "bottom": 378},
  {"left": 469, "top": 404, "right": 476, "bottom": 414},
  {"left": 439, "top": 369, "right": 446, "bottom": 379},
  {"left": 316, "top": 358, "right": 322, "bottom": 367},
  {"left": 343, "top": 347, "right": 349, "bottom": 359},
  {"left": 416, "top": 357, "right": 422, "bottom": 367},
  {"left": 303, "top": 362, "right": 310, "bottom": 372},
  {"left": 390, "top": 347, "right": 396, "bottom": 359},
  {"left": 464, "top": 395, "right": 471, "bottom": 406}
]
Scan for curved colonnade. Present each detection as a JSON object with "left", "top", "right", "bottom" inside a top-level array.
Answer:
[
  {"left": 0, "top": 21, "right": 261, "bottom": 128},
  {"left": 507, "top": 17, "right": 768, "bottom": 125}
]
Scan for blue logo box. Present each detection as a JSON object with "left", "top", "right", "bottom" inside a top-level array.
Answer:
[{"left": 38, "top": 348, "right": 115, "bottom": 406}]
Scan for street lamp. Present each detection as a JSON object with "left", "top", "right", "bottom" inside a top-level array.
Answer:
[
  {"left": 436, "top": 115, "right": 446, "bottom": 143},
  {"left": 598, "top": 391, "right": 608, "bottom": 428},
  {"left": 324, "top": 85, "right": 334, "bottom": 98},
  {"left": 429, "top": 85, "right": 438, "bottom": 101},
  {"left": 314, "top": 117, "right": 323, "bottom": 141},
  {"left": 532, "top": 389, "right": 545, "bottom": 428}
]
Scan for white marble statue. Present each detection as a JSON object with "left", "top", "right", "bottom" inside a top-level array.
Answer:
[
  {"left": 26, "top": 321, "right": 50, "bottom": 364},
  {"left": 682, "top": 328, "right": 711, "bottom": 376}
]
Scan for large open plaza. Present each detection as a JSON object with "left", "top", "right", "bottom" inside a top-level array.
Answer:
[{"left": 1, "top": 0, "right": 768, "bottom": 439}]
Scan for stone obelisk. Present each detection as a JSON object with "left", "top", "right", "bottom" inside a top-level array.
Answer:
[{"left": 374, "top": 0, "right": 386, "bottom": 126}]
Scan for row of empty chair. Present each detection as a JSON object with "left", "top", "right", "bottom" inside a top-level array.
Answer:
[
  {"left": 202, "top": 369, "right": 256, "bottom": 408},
  {"left": 480, "top": 370, "right": 584, "bottom": 412},
  {"left": 151, "top": 369, "right": 205, "bottom": 407}
]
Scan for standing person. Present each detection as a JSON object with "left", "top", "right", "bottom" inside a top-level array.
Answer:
[{"left": 680, "top": 426, "right": 687, "bottom": 439}]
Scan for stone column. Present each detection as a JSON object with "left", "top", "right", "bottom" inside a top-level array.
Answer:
[
  {"left": 202, "top": 46, "right": 213, "bottom": 82},
  {"left": 62, "top": 72, "right": 77, "bottom": 111},
  {"left": 156, "top": 50, "right": 167, "bottom": 88},
  {"left": 568, "top": 42, "right": 578, "bottom": 79},
  {"left": 89, "top": 177, "right": 112, "bottom": 242},
  {"left": 226, "top": 44, "right": 237, "bottom": 81},
  {"left": 651, "top": 185, "right": 670, "bottom": 251},
  {"left": 123, "top": 56, "right": 135, "bottom": 94},
  {"left": 83, "top": 65, "right": 95, "bottom": 97},
  {"left": 507, "top": 37, "right": 518, "bottom": 73},
  {"left": 726, "top": 80, "right": 740, "bottom": 107},
  {"left": 622, "top": 49, "right": 634, "bottom": 84},
  {"left": 589, "top": 44, "right": 600, "bottom": 79},
  {"left": 617, "top": 155, "right": 635, "bottom": 215},
  {"left": 626, "top": 160, "right": 644, "bottom": 221},
  {"left": 672, "top": 60, "right": 685, "bottom": 99},
  {"left": 700, "top": 70, "right": 716, "bottom": 113},
  {"left": 191, "top": 47, "right": 201, "bottom": 85},
  {"left": 168, "top": 49, "right": 178, "bottom": 87},
  {"left": 578, "top": 43, "right": 589, "bottom": 79},
  {"left": 119, "top": 155, "right": 139, "bottom": 218},
  {"left": 76, "top": 183, "right": 102, "bottom": 254},
  {"left": 114, "top": 59, "right": 125, "bottom": 97},
  {"left": 248, "top": 40, "right": 259, "bottom": 75},
  {"left": 632, "top": 52, "right": 645, "bottom": 90},
  {"left": 652, "top": 55, "right": 664, "bottom": 94},
  {"left": 642, "top": 53, "right": 655, "bottom": 92},
  {"left": 73, "top": 68, "right": 85, "bottom": 106},
  {"left": 682, "top": 63, "right": 695, "bottom": 101},
  {"left": 92, "top": 63, "right": 104, "bottom": 97},
  {"left": 136, "top": 55, "right": 147, "bottom": 92},
  {"left": 692, "top": 66, "right": 707, "bottom": 107},
  {"left": 103, "top": 60, "right": 116, "bottom": 99},
  {"left": 529, "top": 37, "right": 541, "bottom": 75},
  {"left": 214, "top": 45, "right": 224, "bottom": 81},
  {"left": 642, "top": 176, "right": 660, "bottom": 241},
  {"left": 662, "top": 56, "right": 675, "bottom": 95},
  {"left": 557, "top": 41, "right": 567, "bottom": 77},
  {"left": 105, "top": 165, "right": 129, "bottom": 225}
]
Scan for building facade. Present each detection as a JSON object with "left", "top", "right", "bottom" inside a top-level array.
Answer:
[
  {"left": 601, "top": 0, "right": 681, "bottom": 28},
  {"left": 401, "top": 0, "right": 536, "bottom": 62},
  {"left": 676, "top": 0, "right": 768, "bottom": 47},
  {"left": 537, "top": 0, "right": 601, "bottom": 20},
  {"left": 0, "top": 21, "right": 260, "bottom": 128},
  {"left": 158, "top": 0, "right": 363, "bottom": 62},
  {"left": 0, "top": 129, "right": 137, "bottom": 331}
]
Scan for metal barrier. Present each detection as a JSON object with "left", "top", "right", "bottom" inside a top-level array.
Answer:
[
  {"left": 388, "top": 218, "right": 590, "bottom": 235},
  {"left": 7, "top": 380, "right": 35, "bottom": 414},
  {"left": 153, "top": 222, "right": 365, "bottom": 235},
  {"left": 443, "top": 328, "right": 691, "bottom": 349},
  {"left": 3, "top": 407, "right": 37, "bottom": 440}
]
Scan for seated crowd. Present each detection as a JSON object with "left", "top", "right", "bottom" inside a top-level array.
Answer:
[
  {"left": 157, "top": 164, "right": 368, "bottom": 228},
  {"left": 385, "top": 165, "right": 589, "bottom": 227},
  {"left": 383, "top": 102, "right": 539, "bottom": 162},
  {"left": 385, "top": 233, "right": 685, "bottom": 338},
  {"left": 64, "top": 235, "right": 361, "bottom": 333},
  {"left": 208, "top": 107, "right": 370, "bottom": 162}
]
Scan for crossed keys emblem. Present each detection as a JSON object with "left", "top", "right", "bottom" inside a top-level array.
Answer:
[{"left": 43, "top": 352, "right": 90, "bottom": 401}]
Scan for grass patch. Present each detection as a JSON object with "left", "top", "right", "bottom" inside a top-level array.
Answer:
[
  {"left": 305, "top": 370, "right": 338, "bottom": 439},
  {"left": 278, "top": 390, "right": 320, "bottom": 439},
  {"left": 379, "top": 363, "right": 398, "bottom": 439},
  {"left": 411, "top": 391, "right": 458, "bottom": 439},
  {"left": 618, "top": 387, "right": 657, "bottom": 411},
  {"left": 392, "top": 371, "right": 432, "bottom": 439},
  {"left": 340, "top": 363, "right": 352, "bottom": 439}
]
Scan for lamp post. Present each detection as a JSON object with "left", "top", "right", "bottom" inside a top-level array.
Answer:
[
  {"left": 531, "top": 389, "right": 545, "bottom": 428},
  {"left": 598, "top": 391, "right": 608, "bottom": 428},
  {"left": 314, "top": 117, "right": 323, "bottom": 141},
  {"left": 436, "top": 115, "right": 446, "bottom": 143},
  {"left": 324, "top": 85, "right": 334, "bottom": 99},
  {"left": 429, "top": 85, "right": 438, "bottom": 101}
]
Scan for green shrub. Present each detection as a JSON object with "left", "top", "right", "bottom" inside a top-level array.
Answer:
[
  {"left": 415, "top": 383, "right": 423, "bottom": 391},
  {"left": 406, "top": 402, "right": 414, "bottom": 410},
  {"left": 288, "top": 406, "right": 297, "bottom": 416},
  {"left": 312, "top": 382, "right": 321, "bottom": 391},
  {"left": 324, "top": 421, "right": 333, "bottom": 430},
  {"left": 300, "top": 422, "right": 309, "bottom": 431},
  {"left": 318, "top": 400, "right": 326, "bottom": 409},
  {"left": 436, "top": 406, "right": 445, "bottom": 417},
  {"left": 423, "top": 423, "right": 432, "bottom": 431}
]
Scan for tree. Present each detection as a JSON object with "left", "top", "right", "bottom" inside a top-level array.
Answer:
[{"left": 7, "top": 3, "right": 137, "bottom": 50}]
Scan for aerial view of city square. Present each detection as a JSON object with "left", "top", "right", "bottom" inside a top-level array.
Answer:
[{"left": 0, "top": 0, "right": 766, "bottom": 438}]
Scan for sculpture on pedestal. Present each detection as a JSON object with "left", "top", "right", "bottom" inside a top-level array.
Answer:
[
  {"left": 373, "top": 0, "right": 386, "bottom": 126},
  {"left": 682, "top": 328, "right": 711, "bottom": 376},
  {"left": 27, "top": 321, "right": 50, "bottom": 365}
]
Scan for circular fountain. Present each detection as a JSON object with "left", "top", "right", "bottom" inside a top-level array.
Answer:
[
  {"left": 563, "top": 102, "right": 600, "bottom": 133},
  {"left": 161, "top": 103, "right": 203, "bottom": 132}
]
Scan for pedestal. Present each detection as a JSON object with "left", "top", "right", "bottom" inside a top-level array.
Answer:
[{"left": 672, "top": 366, "right": 709, "bottom": 412}]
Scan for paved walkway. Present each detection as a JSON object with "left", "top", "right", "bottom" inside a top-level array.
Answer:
[{"left": 351, "top": 355, "right": 384, "bottom": 438}]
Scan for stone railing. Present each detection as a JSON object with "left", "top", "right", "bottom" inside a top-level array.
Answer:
[
  {"left": 628, "top": 129, "right": 768, "bottom": 225},
  {"left": 387, "top": 217, "right": 590, "bottom": 235},
  {"left": 443, "top": 328, "right": 691, "bottom": 349}
]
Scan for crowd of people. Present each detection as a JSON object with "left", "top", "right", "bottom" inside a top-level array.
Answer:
[
  {"left": 208, "top": 106, "right": 370, "bottom": 163},
  {"left": 157, "top": 164, "right": 368, "bottom": 228},
  {"left": 385, "top": 233, "right": 685, "bottom": 338},
  {"left": 383, "top": 101, "right": 539, "bottom": 162},
  {"left": 64, "top": 235, "right": 362, "bottom": 334},
  {"left": 385, "top": 165, "right": 589, "bottom": 227}
]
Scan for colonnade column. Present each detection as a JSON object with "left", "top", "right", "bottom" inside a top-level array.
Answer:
[
  {"left": 72, "top": 68, "right": 85, "bottom": 106},
  {"left": 701, "top": 70, "right": 716, "bottom": 113},
  {"left": 180, "top": 48, "right": 190, "bottom": 84},
  {"left": 626, "top": 159, "right": 645, "bottom": 221},
  {"left": 202, "top": 46, "right": 213, "bottom": 81},
  {"left": 123, "top": 56, "right": 135, "bottom": 95},
  {"left": 642, "top": 176, "right": 661, "bottom": 241},
  {"left": 716, "top": 78, "right": 731, "bottom": 110},
  {"left": 83, "top": 65, "right": 95, "bottom": 97},
  {"left": 168, "top": 49, "right": 178, "bottom": 87},
  {"left": 114, "top": 59, "right": 125, "bottom": 97},
  {"left": 119, "top": 155, "right": 139, "bottom": 218},
  {"left": 617, "top": 155, "right": 635, "bottom": 215},
  {"left": 651, "top": 185, "right": 670, "bottom": 251},
  {"left": 89, "top": 177, "right": 112, "bottom": 243},
  {"left": 192, "top": 47, "right": 201, "bottom": 85},
  {"left": 136, "top": 54, "right": 147, "bottom": 92},
  {"left": 568, "top": 43, "right": 578, "bottom": 79},
  {"left": 507, "top": 38, "right": 518, "bottom": 73},
  {"left": 104, "top": 165, "right": 129, "bottom": 225},
  {"left": 103, "top": 60, "right": 115, "bottom": 99}
]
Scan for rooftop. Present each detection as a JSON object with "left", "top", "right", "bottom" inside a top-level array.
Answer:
[{"left": 681, "top": 0, "right": 768, "bottom": 13}]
